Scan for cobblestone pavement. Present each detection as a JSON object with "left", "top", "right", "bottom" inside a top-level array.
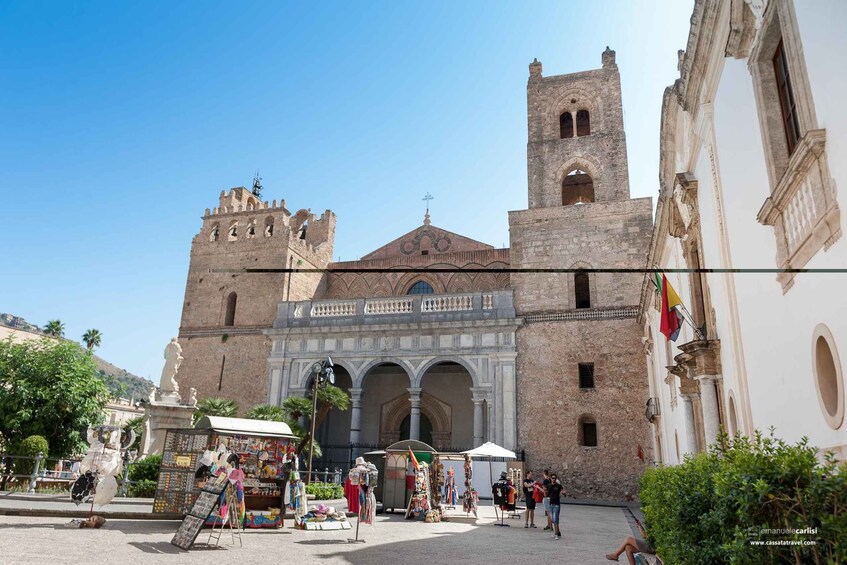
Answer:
[{"left": 0, "top": 505, "right": 634, "bottom": 565}]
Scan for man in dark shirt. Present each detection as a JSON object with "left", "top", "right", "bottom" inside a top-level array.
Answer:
[
  {"left": 547, "top": 472, "right": 565, "bottom": 539},
  {"left": 522, "top": 470, "right": 537, "bottom": 528},
  {"left": 542, "top": 469, "right": 552, "bottom": 531}
]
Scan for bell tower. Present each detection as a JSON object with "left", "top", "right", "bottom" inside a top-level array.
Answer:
[{"left": 509, "top": 49, "right": 654, "bottom": 500}]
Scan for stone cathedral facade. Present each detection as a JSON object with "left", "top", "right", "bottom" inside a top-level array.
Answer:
[{"left": 177, "top": 49, "right": 653, "bottom": 499}]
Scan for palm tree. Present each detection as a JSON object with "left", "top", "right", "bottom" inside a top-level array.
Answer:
[
  {"left": 82, "top": 329, "right": 102, "bottom": 351},
  {"left": 283, "top": 384, "right": 349, "bottom": 456},
  {"left": 43, "top": 319, "right": 65, "bottom": 337},
  {"left": 193, "top": 397, "right": 238, "bottom": 425}
]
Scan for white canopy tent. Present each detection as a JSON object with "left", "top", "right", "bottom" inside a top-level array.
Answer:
[{"left": 462, "top": 442, "right": 517, "bottom": 525}]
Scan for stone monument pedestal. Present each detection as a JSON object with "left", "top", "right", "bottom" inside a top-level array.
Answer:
[{"left": 140, "top": 393, "right": 196, "bottom": 456}]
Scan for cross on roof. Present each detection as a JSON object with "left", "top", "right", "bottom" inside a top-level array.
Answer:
[{"left": 422, "top": 192, "right": 434, "bottom": 225}]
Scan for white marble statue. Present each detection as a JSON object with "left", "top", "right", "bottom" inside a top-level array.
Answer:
[
  {"left": 188, "top": 387, "right": 198, "bottom": 407},
  {"left": 159, "top": 337, "right": 183, "bottom": 393}
]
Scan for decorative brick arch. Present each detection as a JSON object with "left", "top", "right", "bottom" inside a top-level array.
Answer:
[
  {"left": 354, "top": 358, "right": 415, "bottom": 388},
  {"left": 394, "top": 271, "right": 445, "bottom": 296},
  {"left": 555, "top": 155, "right": 602, "bottom": 187},
  {"left": 413, "top": 356, "right": 480, "bottom": 388},
  {"left": 295, "top": 358, "right": 358, "bottom": 390},
  {"left": 548, "top": 88, "right": 604, "bottom": 136}
]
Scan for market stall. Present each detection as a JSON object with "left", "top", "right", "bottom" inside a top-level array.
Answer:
[
  {"left": 381, "top": 440, "right": 438, "bottom": 514},
  {"left": 153, "top": 416, "right": 298, "bottom": 529}
]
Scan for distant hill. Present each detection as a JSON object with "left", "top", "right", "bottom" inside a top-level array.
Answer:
[{"left": 1, "top": 312, "right": 156, "bottom": 401}]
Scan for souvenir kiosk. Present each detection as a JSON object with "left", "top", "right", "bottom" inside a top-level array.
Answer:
[{"left": 153, "top": 416, "right": 298, "bottom": 529}]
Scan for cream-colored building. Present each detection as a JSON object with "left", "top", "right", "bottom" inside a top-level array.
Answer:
[{"left": 641, "top": 0, "right": 846, "bottom": 464}]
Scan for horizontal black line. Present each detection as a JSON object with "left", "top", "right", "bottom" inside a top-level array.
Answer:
[{"left": 206, "top": 267, "right": 847, "bottom": 274}]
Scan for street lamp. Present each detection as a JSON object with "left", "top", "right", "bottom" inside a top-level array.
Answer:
[{"left": 306, "top": 356, "right": 334, "bottom": 484}]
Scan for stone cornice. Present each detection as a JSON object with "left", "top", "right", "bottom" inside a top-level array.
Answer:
[{"left": 676, "top": 339, "right": 722, "bottom": 377}]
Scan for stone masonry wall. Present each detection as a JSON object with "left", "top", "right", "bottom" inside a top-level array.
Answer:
[
  {"left": 177, "top": 333, "right": 271, "bottom": 413},
  {"left": 516, "top": 317, "right": 651, "bottom": 499},
  {"left": 508, "top": 198, "right": 653, "bottom": 314}
]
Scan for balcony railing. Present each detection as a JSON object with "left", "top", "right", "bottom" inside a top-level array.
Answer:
[{"left": 276, "top": 290, "right": 514, "bottom": 328}]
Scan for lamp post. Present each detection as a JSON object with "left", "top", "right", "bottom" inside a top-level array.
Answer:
[{"left": 306, "top": 357, "right": 334, "bottom": 485}]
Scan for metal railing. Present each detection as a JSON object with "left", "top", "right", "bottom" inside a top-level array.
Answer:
[{"left": 0, "top": 452, "right": 161, "bottom": 497}]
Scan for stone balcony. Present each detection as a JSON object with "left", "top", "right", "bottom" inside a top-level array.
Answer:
[{"left": 274, "top": 290, "right": 516, "bottom": 328}]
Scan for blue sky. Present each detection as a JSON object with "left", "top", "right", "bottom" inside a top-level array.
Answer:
[{"left": 1, "top": 0, "right": 693, "bottom": 384}]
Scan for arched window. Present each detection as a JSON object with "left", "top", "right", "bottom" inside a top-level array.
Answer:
[
  {"left": 562, "top": 169, "right": 595, "bottom": 205},
  {"left": 224, "top": 292, "right": 237, "bottom": 326},
  {"left": 228, "top": 221, "right": 238, "bottom": 241},
  {"left": 407, "top": 280, "right": 434, "bottom": 295},
  {"left": 246, "top": 220, "right": 256, "bottom": 238},
  {"left": 559, "top": 112, "right": 574, "bottom": 139},
  {"left": 576, "top": 110, "right": 591, "bottom": 136},
  {"left": 264, "top": 217, "right": 274, "bottom": 237},
  {"left": 575, "top": 271, "right": 591, "bottom": 309},
  {"left": 210, "top": 224, "right": 219, "bottom": 242},
  {"left": 579, "top": 416, "right": 597, "bottom": 447}
]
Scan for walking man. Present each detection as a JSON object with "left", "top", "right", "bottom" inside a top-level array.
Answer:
[
  {"left": 523, "top": 470, "right": 537, "bottom": 528},
  {"left": 548, "top": 472, "right": 565, "bottom": 540},
  {"left": 542, "top": 469, "right": 553, "bottom": 531}
]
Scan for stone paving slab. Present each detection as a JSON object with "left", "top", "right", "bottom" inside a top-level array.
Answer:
[{"left": 0, "top": 505, "right": 632, "bottom": 565}]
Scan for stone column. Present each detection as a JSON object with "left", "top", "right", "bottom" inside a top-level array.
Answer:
[
  {"left": 680, "top": 394, "right": 699, "bottom": 456},
  {"left": 408, "top": 387, "right": 422, "bottom": 441},
  {"left": 349, "top": 388, "right": 363, "bottom": 445},
  {"left": 697, "top": 377, "right": 720, "bottom": 446},
  {"left": 472, "top": 399, "right": 484, "bottom": 447}
]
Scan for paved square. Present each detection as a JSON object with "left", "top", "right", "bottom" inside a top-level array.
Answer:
[{"left": 0, "top": 505, "right": 633, "bottom": 564}]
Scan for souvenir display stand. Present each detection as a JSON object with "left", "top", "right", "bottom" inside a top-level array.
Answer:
[
  {"left": 460, "top": 455, "right": 479, "bottom": 518},
  {"left": 154, "top": 416, "right": 297, "bottom": 530},
  {"left": 347, "top": 457, "right": 378, "bottom": 543},
  {"left": 381, "top": 440, "right": 438, "bottom": 514}
]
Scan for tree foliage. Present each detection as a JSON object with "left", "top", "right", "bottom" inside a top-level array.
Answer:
[
  {"left": 43, "top": 320, "right": 65, "bottom": 338},
  {"left": 17, "top": 435, "right": 49, "bottom": 476},
  {"left": 640, "top": 430, "right": 847, "bottom": 564},
  {"left": 122, "top": 416, "right": 143, "bottom": 451},
  {"left": 0, "top": 337, "right": 109, "bottom": 457},
  {"left": 82, "top": 329, "right": 102, "bottom": 351},
  {"left": 193, "top": 397, "right": 238, "bottom": 424},
  {"left": 244, "top": 403, "right": 319, "bottom": 458}
]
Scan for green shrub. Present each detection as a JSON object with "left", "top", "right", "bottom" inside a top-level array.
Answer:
[
  {"left": 305, "top": 482, "right": 343, "bottom": 500},
  {"left": 128, "top": 479, "right": 157, "bottom": 498},
  {"left": 16, "top": 435, "right": 49, "bottom": 476},
  {"left": 640, "top": 430, "right": 847, "bottom": 564},
  {"left": 128, "top": 454, "right": 161, "bottom": 483}
]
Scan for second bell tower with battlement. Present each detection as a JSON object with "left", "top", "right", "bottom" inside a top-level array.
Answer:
[{"left": 176, "top": 186, "right": 336, "bottom": 409}]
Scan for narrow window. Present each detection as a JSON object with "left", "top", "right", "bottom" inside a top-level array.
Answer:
[
  {"left": 578, "top": 363, "right": 595, "bottom": 389},
  {"left": 559, "top": 112, "right": 574, "bottom": 139},
  {"left": 210, "top": 225, "right": 219, "bottom": 242},
  {"left": 575, "top": 272, "right": 591, "bottom": 309},
  {"left": 580, "top": 418, "right": 597, "bottom": 447},
  {"left": 247, "top": 221, "right": 256, "bottom": 238},
  {"left": 576, "top": 110, "right": 590, "bottom": 136},
  {"left": 773, "top": 40, "right": 800, "bottom": 154},
  {"left": 228, "top": 222, "right": 238, "bottom": 241},
  {"left": 264, "top": 217, "right": 274, "bottom": 237},
  {"left": 562, "top": 169, "right": 595, "bottom": 205},
  {"left": 224, "top": 292, "right": 237, "bottom": 326},
  {"left": 407, "top": 280, "right": 434, "bottom": 295}
]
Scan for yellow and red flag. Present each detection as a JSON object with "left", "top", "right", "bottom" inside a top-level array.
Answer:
[
  {"left": 659, "top": 274, "right": 683, "bottom": 342},
  {"left": 407, "top": 447, "right": 419, "bottom": 471}
]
